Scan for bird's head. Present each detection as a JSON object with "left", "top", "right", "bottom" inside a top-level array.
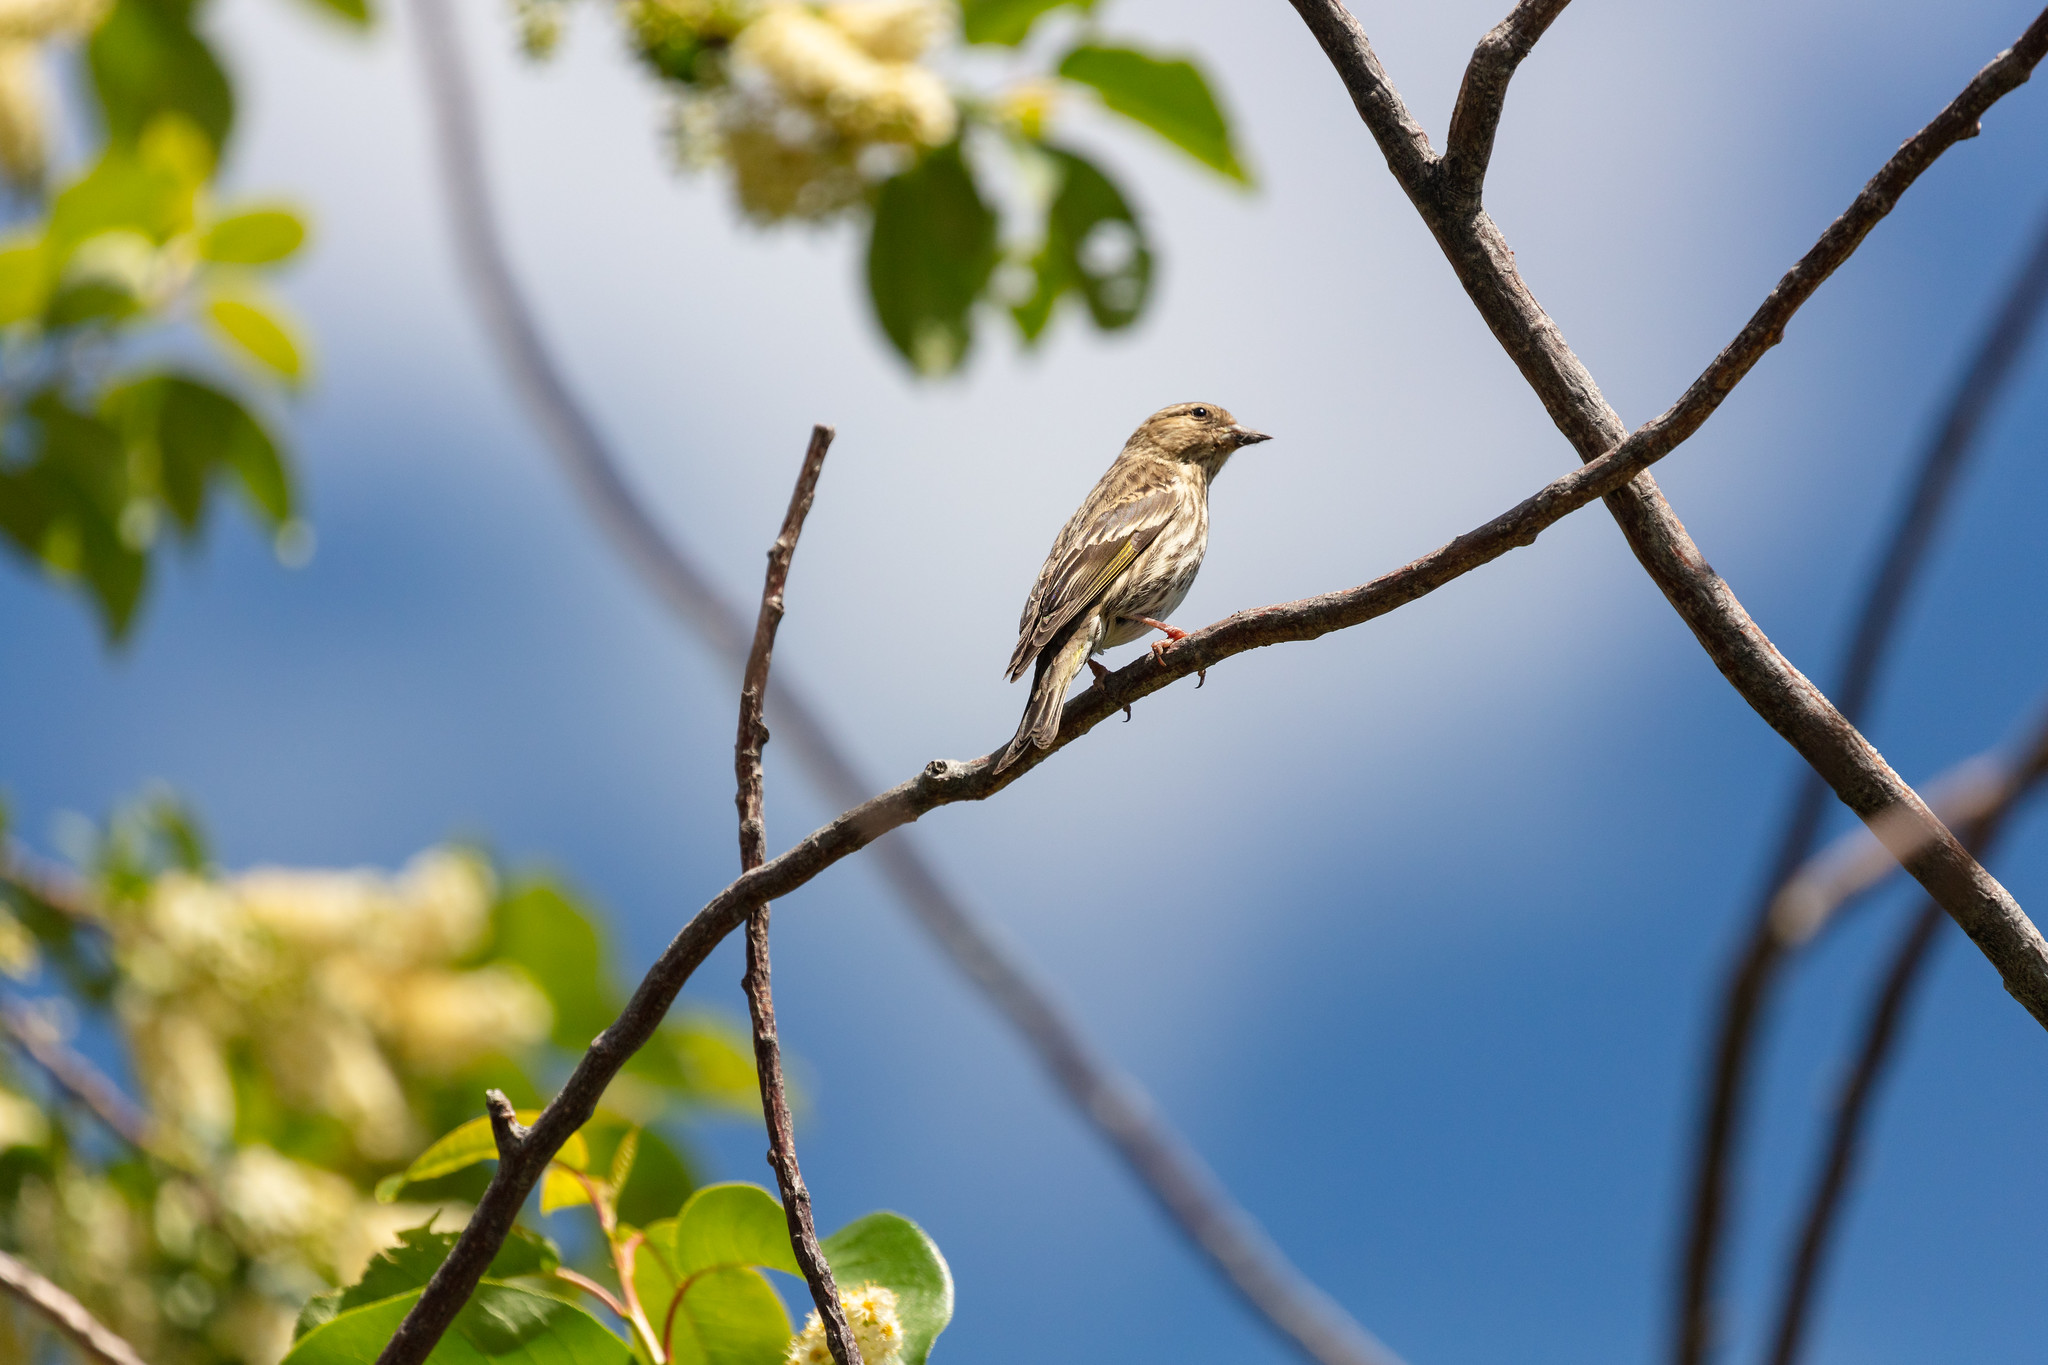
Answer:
[{"left": 1126, "top": 402, "right": 1272, "bottom": 473}]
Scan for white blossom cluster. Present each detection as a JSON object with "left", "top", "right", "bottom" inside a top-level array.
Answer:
[
  {"left": 0, "top": 848, "right": 552, "bottom": 1365},
  {"left": 626, "top": 0, "right": 957, "bottom": 220},
  {"left": 785, "top": 1282, "right": 907, "bottom": 1365},
  {"left": 0, "top": 0, "right": 110, "bottom": 180}
]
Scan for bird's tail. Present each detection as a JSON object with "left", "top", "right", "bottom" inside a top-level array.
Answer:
[{"left": 996, "top": 625, "right": 1092, "bottom": 773}]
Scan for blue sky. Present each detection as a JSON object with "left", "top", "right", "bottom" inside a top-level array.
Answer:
[{"left": 4, "top": 0, "right": 2048, "bottom": 1362}]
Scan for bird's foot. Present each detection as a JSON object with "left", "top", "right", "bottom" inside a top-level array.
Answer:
[
  {"left": 1088, "top": 659, "right": 1132, "bottom": 722},
  {"left": 1134, "top": 617, "right": 1204, "bottom": 687}
]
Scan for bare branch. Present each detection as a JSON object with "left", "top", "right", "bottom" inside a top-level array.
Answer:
[
  {"left": 402, "top": 2, "right": 1414, "bottom": 1361},
  {"left": 1763, "top": 700, "right": 2048, "bottom": 1365},
  {"left": 372, "top": 3, "right": 2048, "bottom": 1362},
  {"left": 1441, "top": 0, "right": 1574, "bottom": 211},
  {"left": 0, "top": 999, "right": 155, "bottom": 1155},
  {"left": 0, "top": 1250, "right": 150, "bottom": 1365},
  {"left": 484, "top": 1089, "right": 529, "bottom": 1159},
  {"left": 1285, "top": 0, "right": 2048, "bottom": 1013},
  {"left": 363, "top": 339, "right": 1843, "bottom": 1365},
  {"left": 732, "top": 428, "right": 860, "bottom": 1365},
  {"left": 1675, "top": 203, "right": 2048, "bottom": 1365}
]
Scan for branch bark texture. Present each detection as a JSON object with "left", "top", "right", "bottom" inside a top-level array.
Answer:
[
  {"left": 1677, "top": 200, "right": 2048, "bottom": 1365},
  {"left": 399, "top": 4, "right": 1400, "bottom": 1362},
  {"left": 368, "top": 4, "right": 2048, "bottom": 1363},
  {"left": 1282, "top": 0, "right": 2048, "bottom": 1023},
  {"left": 732, "top": 427, "right": 861, "bottom": 1365}
]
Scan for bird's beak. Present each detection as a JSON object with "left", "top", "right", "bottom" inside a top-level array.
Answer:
[{"left": 1230, "top": 426, "right": 1273, "bottom": 447}]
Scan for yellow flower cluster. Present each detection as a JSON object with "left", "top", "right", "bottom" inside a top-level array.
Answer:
[
  {"left": 120, "top": 850, "right": 552, "bottom": 1160},
  {"left": 785, "top": 1282, "right": 906, "bottom": 1365},
  {"left": 0, "top": 0, "right": 111, "bottom": 180},
  {"left": 704, "top": 0, "right": 956, "bottom": 220}
]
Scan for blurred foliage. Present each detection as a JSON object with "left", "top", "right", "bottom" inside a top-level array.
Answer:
[
  {"left": 522, "top": 0, "right": 1251, "bottom": 374},
  {"left": 0, "top": 0, "right": 323, "bottom": 642},
  {"left": 284, "top": 1174, "right": 953, "bottom": 1365},
  {"left": 0, "top": 795, "right": 761, "bottom": 1365}
]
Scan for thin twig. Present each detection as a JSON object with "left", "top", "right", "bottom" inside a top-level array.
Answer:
[
  {"left": 1284, "top": 0, "right": 2048, "bottom": 1027},
  {"left": 0, "top": 999, "right": 154, "bottom": 1154},
  {"left": 1441, "top": 0, "right": 1574, "bottom": 212},
  {"left": 369, "top": 5, "right": 2048, "bottom": 1361},
  {"left": 731, "top": 427, "right": 860, "bottom": 1365},
  {"left": 400, "top": 2, "right": 1410, "bottom": 1361},
  {"left": 1763, "top": 700, "right": 2048, "bottom": 1365},
  {"left": 0, "top": 1250, "right": 150, "bottom": 1365},
  {"left": 1675, "top": 199, "right": 2048, "bottom": 1365}
]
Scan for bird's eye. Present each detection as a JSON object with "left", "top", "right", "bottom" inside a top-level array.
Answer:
[{"left": 1191, "top": 406, "right": 1209, "bottom": 419}]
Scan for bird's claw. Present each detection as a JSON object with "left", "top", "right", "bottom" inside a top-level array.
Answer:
[{"left": 1087, "top": 659, "right": 1133, "bottom": 722}]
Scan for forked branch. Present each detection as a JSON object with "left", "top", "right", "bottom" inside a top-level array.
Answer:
[
  {"left": 732, "top": 426, "right": 861, "bottom": 1365},
  {"left": 401, "top": 3, "right": 1396, "bottom": 1360},
  {"left": 1678, "top": 201, "right": 2048, "bottom": 1365},
  {"left": 1283, "top": 0, "right": 2048, "bottom": 1027},
  {"left": 371, "top": 8, "right": 2048, "bottom": 1364}
]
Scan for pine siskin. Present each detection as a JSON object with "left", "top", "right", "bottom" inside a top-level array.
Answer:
[{"left": 997, "top": 402, "right": 1271, "bottom": 772}]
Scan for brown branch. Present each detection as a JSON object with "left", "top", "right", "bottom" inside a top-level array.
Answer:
[
  {"left": 0, "top": 1250, "right": 150, "bottom": 1365},
  {"left": 1677, "top": 200, "right": 2048, "bottom": 1365},
  {"left": 1283, "top": 0, "right": 2048, "bottom": 1033},
  {"left": 731, "top": 427, "right": 860, "bottom": 1365},
  {"left": 368, "top": 4, "right": 2048, "bottom": 1361},
  {"left": 0, "top": 999, "right": 155, "bottom": 1155},
  {"left": 1763, "top": 700, "right": 2048, "bottom": 1365},
  {"left": 361, "top": 367, "right": 1868, "bottom": 1365},
  {"left": 1441, "top": 0, "right": 1575, "bottom": 212},
  {"left": 399, "top": 5, "right": 1401, "bottom": 1363}
]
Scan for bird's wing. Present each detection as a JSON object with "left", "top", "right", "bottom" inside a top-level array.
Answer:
[{"left": 1006, "top": 485, "right": 1179, "bottom": 681}]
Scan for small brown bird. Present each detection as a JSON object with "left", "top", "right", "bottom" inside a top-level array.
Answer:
[{"left": 996, "top": 402, "right": 1271, "bottom": 772}]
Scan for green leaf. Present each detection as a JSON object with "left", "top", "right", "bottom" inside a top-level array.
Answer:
[
  {"left": 284, "top": 1285, "right": 628, "bottom": 1365},
  {"left": 89, "top": 0, "right": 234, "bottom": 153},
  {"left": 628, "top": 1013, "right": 758, "bottom": 1112},
  {"left": 614, "top": 1128, "right": 696, "bottom": 1232},
  {"left": 102, "top": 374, "right": 293, "bottom": 532},
  {"left": 295, "top": 1226, "right": 563, "bottom": 1341},
  {"left": 1057, "top": 44, "right": 1250, "bottom": 183},
  {"left": 293, "top": 0, "right": 371, "bottom": 29},
  {"left": 164, "top": 378, "right": 292, "bottom": 523},
  {"left": 673, "top": 1184, "right": 800, "bottom": 1277},
  {"left": 48, "top": 144, "right": 198, "bottom": 265},
  {"left": 201, "top": 207, "right": 307, "bottom": 264},
  {"left": 491, "top": 879, "right": 617, "bottom": 1052},
  {"left": 866, "top": 144, "right": 998, "bottom": 376},
  {"left": 820, "top": 1214, "right": 953, "bottom": 1365},
  {"left": 631, "top": 1186, "right": 799, "bottom": 1365},
  {"left": 0, "top": 241, "right": 48, "bottom": 325},
  {"left": 378, "top": 1112, "right": 590, "bottom": 1202},
  {"left": 1012, "top": 145, "right": 1152, "bottom": 342},
  {"left": 5, "top": 390, "right": 149, "bottom": 638},
  {"left": 960, "top": 0, "right": 1084, "bottom": 45},
  {"left": 662, "top": 1268, "right": 788, "bottom": 1365},
  {"left": 206, "top": 295, "right": 306, "bottom": 379}
]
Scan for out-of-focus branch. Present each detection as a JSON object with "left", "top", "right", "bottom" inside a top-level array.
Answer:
[
  {"left": 1676, "top": 201, "right": 2048, "bottom": 1365},
  {"left": 1281, "top": 7, "right": 2048, "bottom": 1355},
  {"left": 400, "top": 3, "right": 1408, "bottom": 1363},
  {"left": 1763, "top": 700, "right": 2048, "bottom": 1365},
  {"left": 732, "top": 427, "right": 859, "bottom": 1365},
  {"left": 369, "top": 4, "right": 2048, "bottom": 1351},
  {"left": 0, "top": 1249, "right": 150, "bottom": 1365},
  {"left": 0, "top": 999, "right": 154, "bottom": 1154}
]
